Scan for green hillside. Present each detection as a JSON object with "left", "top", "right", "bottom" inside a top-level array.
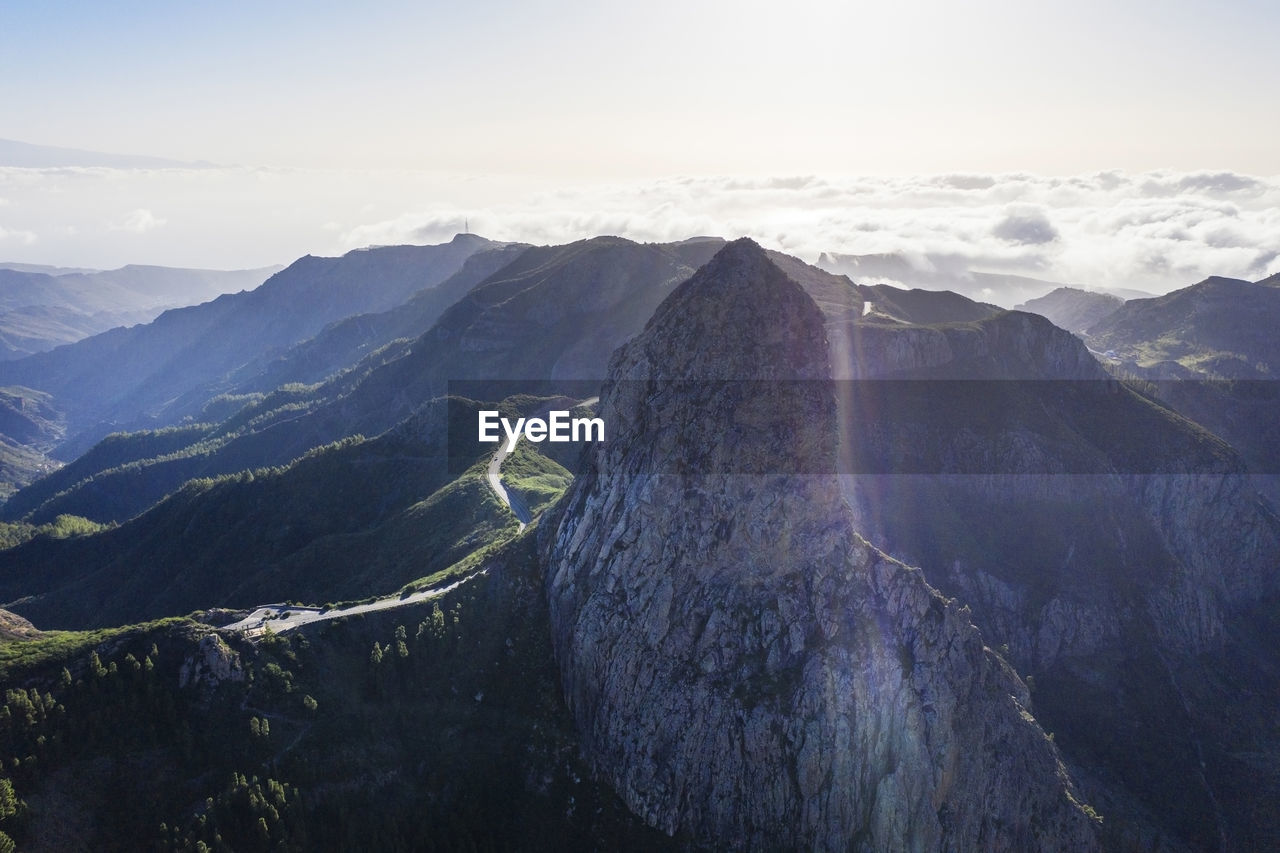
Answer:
[
  {"left": 0, "top": 535, "right": 670, "bottom": 851},
  {"left": 0, "top": 395, "right": 575, "bottom": 630}
]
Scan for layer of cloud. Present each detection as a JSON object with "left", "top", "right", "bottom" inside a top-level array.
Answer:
[
  {"left": 341, "top": 170, "right": 1280, "bottom": 298},
  {"left": 0, "top": 166, "right": 1277, "bottom": 302},
  {"left": 992, "top": 206, "right": 1059, "bottom": 246}
]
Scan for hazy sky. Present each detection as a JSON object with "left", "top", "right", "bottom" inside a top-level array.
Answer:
[
  {"left": 5, "top": 0, "right": 1277, "bottom": 175},
  {"left": 1, "top": 1, "right": 1277, "bottom": 287}
]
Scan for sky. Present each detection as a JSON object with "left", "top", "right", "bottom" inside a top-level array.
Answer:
[{"left": 1, "top": 0, "right": 1277, "bottom": 291}]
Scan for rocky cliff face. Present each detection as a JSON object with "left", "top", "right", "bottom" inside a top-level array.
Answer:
[
  {"left": 828, "top": 308, "right": 1105, "bottom": 381},
  {"left": 178, "top": 633, "right": 245, "bottom": 692},
  {"left": 541, "top": 240, "right": 1100, "bottom": 849},
  {"left": 806, "top": 260, "right": 1280, "bottom": 846},
  {"left": 825, "top": 297, "right": 1280, "bottom": 669}
]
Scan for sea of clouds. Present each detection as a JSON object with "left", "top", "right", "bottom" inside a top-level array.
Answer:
[{"left": 1, "top": 166, "right": 1276, "bottom": 304}]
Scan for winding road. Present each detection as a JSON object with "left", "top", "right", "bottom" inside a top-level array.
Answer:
[
  {"left": 221, "top": 572, "right": 484, "bottom": 637},
  {"left": 484, "top": 396, "right": 597, "bottom": 531},
  {"left": 223, "top": 396, "right": 598, "bottom": 638},
  {"left": 487, "top": 441, "right": 531, "bottom": 531}
]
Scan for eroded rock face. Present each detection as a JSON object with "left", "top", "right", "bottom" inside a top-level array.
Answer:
[
  {"left": 179, "top": 633, "right": 245, "bottom": 690},
  {"left": 0, "top": 607, "right": 40, "bottom": 640},
  {"left": 541, "top": 240, "right": 1099, "bottom": 849},
  {"left": 828, "top": 311, "right": 1280, "bottom": 671},
  {"left": 830, "top": 313, "right": 1100, "bottom": 381},
  {"left": 778, "top": 255, "right": 1280, "bottom": 845}
]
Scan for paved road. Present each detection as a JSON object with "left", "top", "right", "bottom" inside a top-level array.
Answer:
[
  {"left": 484, "top": 396, "right": 598, "bottom": 531},
  {"left": 225, "top": 396, "right": 599, "bottom": 638},
  {"left": 487, "top": 441, "right": 531, "bottom": 531},
  {"left": 221, "top": 571, "right": 484, "bottom": 637}
]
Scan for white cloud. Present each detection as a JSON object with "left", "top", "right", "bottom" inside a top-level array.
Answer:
[
  {"left": 337, "top": 170, "right": 1280, "bottom": 298},
  {"left": 111, "top": 208, "right": 167, "bottom": 233},
  {"left": 992, "top": 206, "right": 1060, "bottom": 246},
  {"left": 1, "top": 165, "right": 1278, "bottom": 297}
]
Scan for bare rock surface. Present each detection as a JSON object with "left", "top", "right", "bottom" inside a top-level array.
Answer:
[{"left": 541, "top": 239, "right": 1100, "bottom": 849}]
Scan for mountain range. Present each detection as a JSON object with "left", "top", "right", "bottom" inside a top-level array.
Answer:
[
  {"left": 0, "top": 262, "right": 279, "bottom": 495},
  {"left": 0, "top": 234, "right": 1274, "bottom": 850},
  {"left": 0, "top": 263, "right": 280, "bottom": 360},
  {"left": 0, "top": 234, "right": 496, "bottom": 463}
]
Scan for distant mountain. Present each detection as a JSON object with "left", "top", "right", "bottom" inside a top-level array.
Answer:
[
  {"left": 817, "top": 250, "right": 1078, "bottom": 307},
  {"left": 0, "top": 234, "right": 496, "bottom": 458},
  {"left": 2, "top": 237, "right": 722, "bottom": 524},
  {"left": 0, "top": 138, "right": 212, "bottom": 168},
  {"left": 1016, "top": 286, "right": 1124, "bottom": 335},
  {"left": 1105, "top": 286, "right": 1157, "bottom": 300},
  {"left": 220, "top": 242, "right": 531, "bottom": 397},
  {"left": 1088, "top": 275, "right": 1280, "bottom": 378},
  {"left": 816, "top": 250, "right": 921, "bottom": 282},
  {"left": 0, "top": 262, "right": 98, "bottom": 275},
  {"left": 1083, "top": 273, "right": 1280, "bottom": 504},
  {"left": 216, "top": 236, "right": 726, "bottom": 461},
  {"left": 0, "top": 264, "right": 280, "bottom": 360},
  {"left": 0, "top": 303, "right": 157, "bottom": 358}
]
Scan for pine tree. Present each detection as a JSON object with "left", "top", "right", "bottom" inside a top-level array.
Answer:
[{"left": 0, "top": 778, "right": 18, "bottom": 819}]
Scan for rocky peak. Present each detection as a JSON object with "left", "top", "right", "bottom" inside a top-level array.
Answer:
[
  {"left": 1195, "top": 275, "right": 1253, "bottom": 289},
  {"left": 541, "top": 239, "right": 1100, "bottom": 849},
  {"left": 622, "top": 237, "right": 831, "bottom": 381}
]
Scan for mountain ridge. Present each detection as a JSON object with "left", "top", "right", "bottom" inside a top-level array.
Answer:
[
  {"left": 0, "top": 235, "right": 496, "bottom": 458},
  {"left": 1087, "top": 274, "right": 1280, "bottom": 378},
  {"left": 0, "top": 263, "right": 280, "bottom": 361},
  {"left": 1016, "top": 286, "right": 1125, "bottom": 335}
]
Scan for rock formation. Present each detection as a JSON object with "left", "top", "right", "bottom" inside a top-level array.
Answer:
[{"left": 541, "top": 239, "right": 1100, "bottom": 849}]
